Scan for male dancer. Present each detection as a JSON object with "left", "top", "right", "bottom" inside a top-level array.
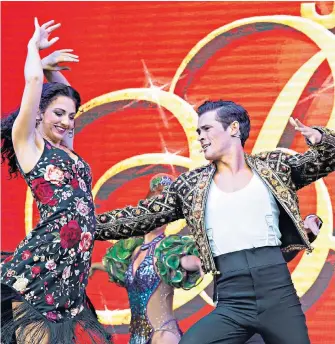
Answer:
[{"left": 96, "top": 100, "right": 335, "bottom": 343}]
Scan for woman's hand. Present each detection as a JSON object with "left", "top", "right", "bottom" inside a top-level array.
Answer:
[
  {"left": 42, "top": 49, "right": 79, "bottom": 71},
  {"left": 181, "top": 255, "right": 205, "bottom": 278},
  {"left": 89, "top": 262, "right": 106, "bottom": 278},
  {"left": 88, "top": 267, "right": 95, "bottom": 278},
  {"left": 29, "top": 18, "right": 60, "bottom": 50}
]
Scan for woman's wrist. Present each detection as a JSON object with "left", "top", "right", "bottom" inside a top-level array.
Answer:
[{"left": 27, "top": 40, "right": 39, "bottom": 50}]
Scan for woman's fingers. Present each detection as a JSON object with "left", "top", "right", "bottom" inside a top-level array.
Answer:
[
  {"left": 48, "top": 37, "right": 59, "bottom": 46},
  {"left": 41, "top": 19, "right": 55, "bottom": 29},
  {"left": 58, "top": 49, "right": 74, "bottom": 53},
  {"left": 46, "top": 23, "right": 61, "bottom": 34},
  {"left": 60, "top": 53, "right": 79, "bottom": 62},
  {"left": 55, "top": 66, "right": 71, "bottom": 71},
  {"left": 65, "top": 53, "right": 79, "bottom": 58},
  {"left": 34, "top": 17, "right": 40, "bottom": 29},
  {"left": 61, "top": 53, "right": 79, "bottom": 59}
]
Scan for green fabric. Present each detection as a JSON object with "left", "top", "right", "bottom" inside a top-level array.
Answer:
[
  {"left": 103, "top": 237, "right": 144, "bottom": 287},
  {"left": 155, "top": 235, "right": 202, "bottom": 290}
]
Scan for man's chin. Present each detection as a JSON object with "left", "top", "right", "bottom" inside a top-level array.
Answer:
[{"left": 204, "top": 153, "right": 214, "bottom": 161}]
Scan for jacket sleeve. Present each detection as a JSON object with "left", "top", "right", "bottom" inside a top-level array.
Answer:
[
  {"left": 282, "top": 214, "right": 323, "bottom": 262},
  {"left": 95, "top": 180, "right": 184, "bottom": 241},
  {"left": 286, "top": 127, "right": 335, "bottom": 190}
]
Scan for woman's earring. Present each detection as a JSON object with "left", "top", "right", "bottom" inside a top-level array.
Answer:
[
  {"left": 35, "top": 118, "right": 42, "bottom": 127},
  {"left": 68, "top": 129, "right": 74, "bottom": 138}
]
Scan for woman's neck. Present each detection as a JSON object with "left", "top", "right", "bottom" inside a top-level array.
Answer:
[
  {"left": 37, "top": 128, "right": 62, "bottom": 148},
  {"left": 144, "top": 225, "right": 166, "bottom": 244}
]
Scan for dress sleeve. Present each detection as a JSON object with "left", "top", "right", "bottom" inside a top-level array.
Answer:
[
  {"left": 103, "top": 237, "right": 144, "bottom": 287},
  {"left": 154, "top": 235, "right": 203, "bottom": 290}
]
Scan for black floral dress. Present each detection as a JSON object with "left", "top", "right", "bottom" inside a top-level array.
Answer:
[{"left": 1, "top": 140, "right": 111, "bottom": 344}]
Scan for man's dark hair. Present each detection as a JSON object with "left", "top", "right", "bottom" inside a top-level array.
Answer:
[{"left": 197, "top": 100, "right": 250, "bottom": 147}]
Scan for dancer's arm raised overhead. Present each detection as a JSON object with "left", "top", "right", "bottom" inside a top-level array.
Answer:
[{"left": 12, "top": 18, "right": 60, "bottom": 173}]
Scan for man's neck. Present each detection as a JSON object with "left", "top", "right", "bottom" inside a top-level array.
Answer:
[{"left": 215, "top": 145, "right": 248, "bottom": 175}]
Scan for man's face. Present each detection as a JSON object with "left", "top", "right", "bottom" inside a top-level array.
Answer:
[{"left": 196, "top": 110, "right": 232, "bottom": 161}]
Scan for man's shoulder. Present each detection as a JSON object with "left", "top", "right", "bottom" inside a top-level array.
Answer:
[
  {"left": 177, "top": 163, "right": 212, "bottom": 181},
  {"left": 249, "top": 150, "right": 294, "bottom": 177},
  {"left": 251, "top": 150, "right": 292, "bottom": 163}
]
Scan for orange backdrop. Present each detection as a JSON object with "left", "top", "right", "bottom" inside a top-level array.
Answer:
[{"left": 1, "top": 1, "right": 335, "bottom": 343}]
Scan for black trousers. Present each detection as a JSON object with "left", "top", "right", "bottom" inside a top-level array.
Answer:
[{"left": 180, "top": 246, "right": 310, "bottom": 344}]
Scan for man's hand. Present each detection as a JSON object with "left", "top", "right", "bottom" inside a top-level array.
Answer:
[
  {"left": 289, "top": 117, "right": 322, "bottom": 145},
  {"left": 304, "top": 215, "right": 322, "bottom": 236}
]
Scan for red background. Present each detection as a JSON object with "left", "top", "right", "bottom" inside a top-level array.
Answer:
[{"left": 1, "top": 2, "right": 335, "bottom": 343}]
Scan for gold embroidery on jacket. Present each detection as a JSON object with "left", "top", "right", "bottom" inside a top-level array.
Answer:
[{"left": 96, "top": 127, "right": 335, "bottom": 274}]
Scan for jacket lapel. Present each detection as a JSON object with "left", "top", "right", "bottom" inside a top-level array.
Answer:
[
  {"left": 191, "top": 163, "right": 216, "bottom": 271},
  {"left": 245, "top": 154, "right": 310, "bottom": 246}
]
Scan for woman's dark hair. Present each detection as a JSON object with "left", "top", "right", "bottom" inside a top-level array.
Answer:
[
  {"left": 1, "top": 82, "right": 81, "bottom": 178},
  {"left": 197, "top": 100, "right": 250, "bottom": 147}
]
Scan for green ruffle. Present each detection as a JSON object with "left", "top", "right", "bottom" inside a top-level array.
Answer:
[
  {"left": 103, "top": 237, "right": 144, "bottom": 287},
  {"left": 154, "top": 235, "right": 202, "bottom": 290}
]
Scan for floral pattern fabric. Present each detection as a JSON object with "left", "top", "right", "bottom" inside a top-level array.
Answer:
[{"left": 1, "top": 140, "right": 96, "bottom": 323}]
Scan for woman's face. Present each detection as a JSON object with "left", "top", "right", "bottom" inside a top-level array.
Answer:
[{"left": 40, "top": 96, "right": 76, "bottom": 144}]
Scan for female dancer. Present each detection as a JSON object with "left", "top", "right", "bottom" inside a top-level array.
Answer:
[
  {"left": 90, "top": 174, "right": 203, "bottom": 344},
  {"left": 1, "top": 18, "right": 110, "bottom": 344}
]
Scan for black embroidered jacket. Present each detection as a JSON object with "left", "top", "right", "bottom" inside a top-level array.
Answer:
[{"left": 96, "top": 127, "right": 335, "bottom": 274}]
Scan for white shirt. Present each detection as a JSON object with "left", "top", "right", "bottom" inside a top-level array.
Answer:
[{"left": 205, "top": 173, "right": 281, "bottom": 256}]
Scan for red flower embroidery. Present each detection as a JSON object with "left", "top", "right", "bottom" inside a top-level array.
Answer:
[
  {"left": 70, "top": 178, "right": 79, "bottom": 189},
  {"left": 79, "top": 273, "right": 84, "bottom": 283},
  {"left": 64, "top": 300, "right": 70, "bottom": 309},
  {"left": 45, "top": 294, "right": 55, "bottom": 305},
  {"left": 46, "top": 311, "right": 57, "bottom": 321},
  {"left": 60, "top": 220, "right": 82, "bottom": 248},
  {"left": 21, "top": 250, "right": 32, "bottom": 260},
  {"left": 31, "top": 265, "right": 41, "bottom": 276},
  {"left": 31, "top": 178, "right": 56, "bottom": 205},
  {"left": 79, "top": 232, "right": 92, "bottom": 252}
]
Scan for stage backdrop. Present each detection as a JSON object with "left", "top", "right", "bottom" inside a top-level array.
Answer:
[{"left": 1, "top": 1, "right": 335, "bottom": 343}]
